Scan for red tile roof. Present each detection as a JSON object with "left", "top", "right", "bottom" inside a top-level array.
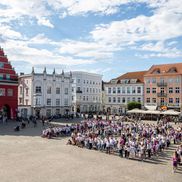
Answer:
[
  {"left": 145, "top": 63, "right": 182, "bottom": 76},
  {"left": 116, "top": 71, "right": 147, "bottom": 83}
]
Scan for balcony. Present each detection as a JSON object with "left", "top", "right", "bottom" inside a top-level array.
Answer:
[
  {"left": 167, "top": 103, "right": 180, "bottom": 108},
  {"left": 157, "top": 82, "right": 167, "bottom": 87},
  {"left": 76, "top": 90, "right": 82, "bottom": 94},
  {"left": 157, "top": 93, "right": 167, "bottom": 97}
]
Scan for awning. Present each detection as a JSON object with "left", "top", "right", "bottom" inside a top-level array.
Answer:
[
  {"left": 162, "top": 110, "right": 180, "bottom": 116},
  {"left": 145, "top": 105, "right": 157, "bottom": 111}
]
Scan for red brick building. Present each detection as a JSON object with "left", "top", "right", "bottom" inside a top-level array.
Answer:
[{"left": 0, "top": 47, "right": 18, "bottom": 119}]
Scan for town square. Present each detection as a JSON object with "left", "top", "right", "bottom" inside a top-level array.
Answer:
[{"left": 0, "top": 0, "right": 182, "bottom": 182}]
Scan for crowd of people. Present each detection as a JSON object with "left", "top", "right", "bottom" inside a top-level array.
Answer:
[{"left": 41, "top": 116, "right": 182, "bottom": 172}]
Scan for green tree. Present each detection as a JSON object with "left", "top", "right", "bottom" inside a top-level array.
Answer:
[{"left": 127, "top": 102, "right": 141, "bottom": 110}]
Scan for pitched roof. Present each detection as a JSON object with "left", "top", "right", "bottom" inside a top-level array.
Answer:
[
  {"left": 116, "top": 71, "right": 147, "bottom": 83},
  {"left": 145, "top": 63, "right": 182, "bottom": 76}
]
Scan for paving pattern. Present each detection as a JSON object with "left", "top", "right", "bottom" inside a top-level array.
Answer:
[{"left": 0, "top": 120, "right": 181, "bottom": 182}]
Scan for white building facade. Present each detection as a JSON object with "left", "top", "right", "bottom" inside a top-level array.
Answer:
[
  {"left": 71, "top": 71, "right": 102, "bottom": 113},
  {"left": 18, "top": 68, "right": 72, "bottom": 118},
  {"left": 104, "top": 71, "right": 146, "bottom": 115}
]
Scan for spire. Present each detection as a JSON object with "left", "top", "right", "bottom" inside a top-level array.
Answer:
[
  {"left": 62, "top": 70, "right": 64, "bottom": 76},
  {"left": 43, "top": 67, "right": 46, "bottom": 74},
  {"left": 53, "top": 68, "right": 55, "bottom": 74},
  {"left": 32, "top": 67, "right": 34, "bottom": 74}
]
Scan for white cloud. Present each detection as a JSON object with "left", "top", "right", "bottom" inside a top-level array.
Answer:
[
  {"left": 47, "top": 0, "right": 130, "bottom": 16},
  {"left": 0, "top": 25, "right": 22, "bottom": 39},
  {"left": 0, "top": 0, "right": 53, "bottom": 28},
  {"left": 1, "top": 39, "right": 96, "bottom": 67},
  {"left": 89, "top": 0, "right": 182, "bottom": 60},
  {"left": 37, "top": 17, "right": 54, "bottom": 28}
]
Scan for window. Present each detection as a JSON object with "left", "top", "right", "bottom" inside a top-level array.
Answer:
[
  {"left": 47, "top": 99, "right": 51, "bottom": 106},
  {"left": 152, "top": 88, "right": 156, "bottom": 93},
  {"left": 25, "top": 88, "right": 28, "bottom": 96},
  {"left": 86, "top": 96, "right": 88, "bottom": 101},
  {"left": 127, "top": 87, "right": 130, "bottom": 94},
  {"left": 0, "top": 88, "right": 5, "bottom": 96},
  {"left": 175, "top": 87, "right": 180, "bottom": 93},
  {"left": 113, "top": 87, "right": 116, "bottom": 94},
  {"left": 64, "top": 98, "right": 68, "bottom": 106},
  {"left": 127, "top": 97, "right": 130, "bottom": 103},
  {"left": 19, "top": 98, "right": 23, "bottom": 104},
  {"left": 72, "top": 96, "right": 74, "bottom": 101},
  {"left": 176, "top": 98, "right": 180, "bottom": 103},
  {"left": 152, "top": 98, "right": 156, "bottom": 103},
  {"left": 7, "top": 89, "right": 13, "bottom": 96},
  {"left": 47, "top": 87, "right": 51, "bottom": 94},
  {"left": 122, "top": 87, "right": 125, "bottom": 94},
  {"left": 160, "top": 78, "right": 165, "bottom": 83},
  {"left": 0, "top": 63, "right": 4, "bottom": 68},
  {"left": 25, "top": 99, "right": 28, "bottom": 105},
  {"left": 132, "top": 97, "right": 135, "bottom": 102},
  {"left": 20, "top": 86, "right": 23, "bottom": 95},
  {"left": 146, "top": 79, "right": 150, "bottom": 84},
  {"left": 168, "top": 78, "right": 173, "bottom": 83},
  {"left": 56, "top": 99, "right": 60, "bottom": 106},
  {"left": 117, "top": 87, "right": 121, "bottom": 94},
  {"left": 176, "top": 77, "right": 180, "bottom": 83},
  {"left": 35, "top": 86, "right": 41, "bottom": 93},
  {"left": 46, "top": 109, "right": 51, "bottom": 117},
  {"left": 152, "top": 78, "right": 156, "bottom": 83},
  {"left": 93, "top": 88, "right": 95, "bottom": 93},
  {"left": 77, "top": 79, "right": 80, "bottom": 83},
  {"left": 108, "top": 88, "right": 111, "bottom": 94},
  {"left": 83, "top": 96, "right": 85, "bottom": 101},
  {"left": 146, "top": 98, "right": 150, "bottom": 103},
  {"left": 132, "top": 87, "right": 136, "bottom": 94},
  {"left": 56, "top": 109, "right": 60, "bottom": 115},
  {"left": 56, "top": 88, "right": 60, "bottom": 94},
  {"left": 108, "top": 97, "right": 111, "bottom": 103},
  {"left": 113, "top": 97, "right": 116, "bottom": 103},
  {"left": 118, "top": 97, "right": 121, "bottom": 103},
  {"left": 169, "top": 87, "right": 173, "bottom": 93},
  {"left": 146, "top": 88, "right": 150, "bottom": 94},
  {"left": 65, "top": 88, "right": 68, "bottom": 94},
  {"left": 83, "top": 80, "right": 85, "bottom": 84},
  {"left": 160, "top": 87, "right": 164, "bottom": 93},
  {"left": 122, "top": 97, "right": 126, "bottom": 103},
  {"left": 160, "top": 98, "right": 165, "bottom": 105},
  {"left": 0, "top": 74, "right": 3, "bottom": 80},
  {"left": 6, "top": 74, "right": 10, "bottom": 80},
  {"left": 87, "top": 88, "right": 89, "bottom": 93},
  {"left": 138, "top": 97, "right": 141, "bottom": 103},
  {"left": 169, "top": 98, "right": 173, "bottom": 103},
  {"left": 137, "top": 87, "right": 141, "bottom": 94},
  {"left": 35, "top": 98, "right": 40, "bottom": 105}
]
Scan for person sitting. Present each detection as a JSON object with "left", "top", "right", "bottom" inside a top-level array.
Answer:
[
  {"left": 14, "top": 126, "right": 20, "bottom": 131},
  {"left": 21, "top": 122, "right": 26, "bottom": 129}
]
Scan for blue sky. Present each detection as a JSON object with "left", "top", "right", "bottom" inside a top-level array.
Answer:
[{"left": 0, "top": 0, "right": 182, "bottom": 81}]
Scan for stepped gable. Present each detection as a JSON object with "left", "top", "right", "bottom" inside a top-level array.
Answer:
[{"left": 0, "top": 47, "right": 18, "bottom": 83}]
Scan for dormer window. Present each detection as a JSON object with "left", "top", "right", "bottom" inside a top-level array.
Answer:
[
  {"left": 111, "top": 79, "right": 117, "bottom": 84},
  {"left": 152, "top": 68, "right": 160, "bottom": 74},
  {"left": 130, "top": 79, "right": 137, "bottom": 83},
  {"left": 168, "top": 67, "right": 177, "bottom": 73}
]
